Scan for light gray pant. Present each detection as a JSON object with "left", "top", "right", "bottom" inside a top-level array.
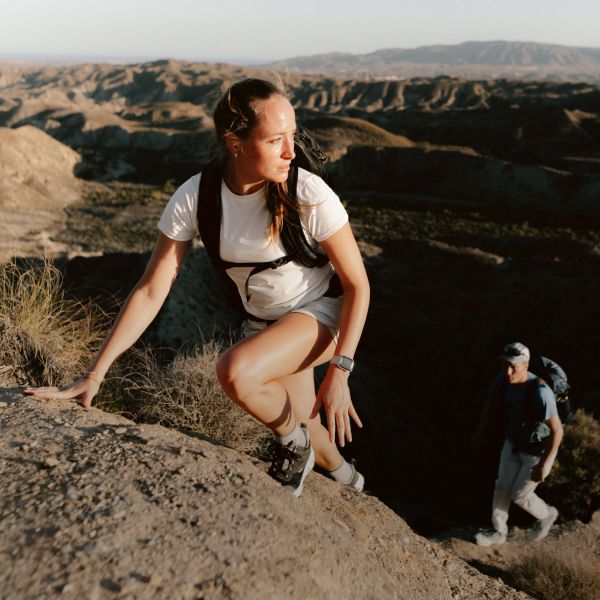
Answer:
[{"left": 492, "top": 439, "right": 554, "bottom": 534}]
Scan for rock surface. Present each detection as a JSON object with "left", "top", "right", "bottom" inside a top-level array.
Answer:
[{"left": 0, "top": 388, "right": 530, "bottom": 599}]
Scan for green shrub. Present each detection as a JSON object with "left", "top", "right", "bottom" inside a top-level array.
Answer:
[
  {"left": 543, "top": 409, "right": 600, "bottom": 521},
  {"left": 513, "top": 549, "right": 600, "bottom": 600}
]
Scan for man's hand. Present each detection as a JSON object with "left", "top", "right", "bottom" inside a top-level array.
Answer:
[{"left": 530, "top": 462, "right": 546, "bottom": 483}]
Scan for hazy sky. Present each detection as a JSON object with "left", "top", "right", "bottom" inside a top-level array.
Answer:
[{"left": 1, "top": 0, "right": 598, "bottom": 62}]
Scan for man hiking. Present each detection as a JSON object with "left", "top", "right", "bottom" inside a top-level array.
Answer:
[{"left": 473, "top": 342, "right": 564, "bottom": 546}]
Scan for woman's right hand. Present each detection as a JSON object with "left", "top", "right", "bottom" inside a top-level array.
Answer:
[{"left": 23, "top": 376, "right": 101, "bottom": 410}]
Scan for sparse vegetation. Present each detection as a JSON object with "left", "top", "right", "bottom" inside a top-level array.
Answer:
[
  {"left": 0, "top": 258, "right": 105, "bottom": 386},
  {"left": 513, "top": 548, "right": 600, "bottom": 600},
  {"left": 57, "top": 181, "right": 168, "bottom": 253},
  {"left": 543, "top": 410, "right": 600, "bottom": 521}
]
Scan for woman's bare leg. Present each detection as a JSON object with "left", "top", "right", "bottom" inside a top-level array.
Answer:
[
  {"left": 216, "top": 312, "right": 336, "bottom": 437},
  {"left": 278, "top": 368, "right": 344, "bottom": 471}
]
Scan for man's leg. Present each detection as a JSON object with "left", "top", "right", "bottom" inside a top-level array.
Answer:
[
  {"left": 510, "top": 452, "right": 555, "bottom": 519},
  {"left": 477, "top": 439, "right": 521, "bottom": 545},
  {"left": 491, "top": 440, "right": 521, "bottom": 534}
]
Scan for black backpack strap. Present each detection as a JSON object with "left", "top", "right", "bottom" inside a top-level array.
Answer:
[
  {"left": 197, "top": 161, "right": 247, "bottom": 318},
  {"left": 197, "top": 160, "right": 224, "bottom": 269},
  {"left": 523, "top": 377, "right": 547, "bottom": 422},
  {"left": 272, "top": 163, "right": 327, "bottom": 269},
  {"left": 220, "top": 256, "right": 294, "bottom": 301}
]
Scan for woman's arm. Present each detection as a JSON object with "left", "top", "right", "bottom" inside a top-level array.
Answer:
[
  {"left": 25, "top": 233, "right": 190, "bottom": 408},
  {"left": 313, "top": 222, "right": 370, "bottom": 446},
  {"left": 321, "top": 223, "right": 370, "bottom": 361}
]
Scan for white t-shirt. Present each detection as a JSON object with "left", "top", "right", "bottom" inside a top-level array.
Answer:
[{"left": 157, "top": 168, "right": 348, "bottom": 320}]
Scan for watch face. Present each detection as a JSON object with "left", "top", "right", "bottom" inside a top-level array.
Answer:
[
  {"left": 335, "top": 356, "right": 354, "bottom": 372},
  {"left": 342, "top": 357, "right": 353, "bottom": 371}
]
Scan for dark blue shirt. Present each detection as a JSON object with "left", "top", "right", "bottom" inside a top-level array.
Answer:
[{"left": 489, "top": 372, "right": 558, "bottom": 453}]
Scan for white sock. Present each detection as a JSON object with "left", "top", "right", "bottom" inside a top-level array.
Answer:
[
  {"left": 328, "top": 459, "right": 354, "bottom": 484},
  {"left": 276, "top": 422, "right": 308, "bottom": 447}
]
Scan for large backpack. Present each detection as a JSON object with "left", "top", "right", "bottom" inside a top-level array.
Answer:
[
  {"left": 196, "top": 127, "right": 341, "bottom": 322},
  {"left": 528, "top": 355, "right": 572, "bottom": 424}
]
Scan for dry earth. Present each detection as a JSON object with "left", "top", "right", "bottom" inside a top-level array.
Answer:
[
  {"left": 0, "top": 126, "right": 81, "bottom": 260},
  {"left": 433, "top": 513, "right": 600, "bottom": 589},
  {"left": 0, "top": 388, "right": 530, "bottom": 600}
]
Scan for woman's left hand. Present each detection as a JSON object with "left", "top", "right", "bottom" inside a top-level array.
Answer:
[{"left": 312, "top": 366, "right": 362, "bottom": 447}]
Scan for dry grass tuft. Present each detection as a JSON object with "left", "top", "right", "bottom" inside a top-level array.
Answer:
[
  {"left": 117, "top": 340, "right": 270, "bottom": 455},
  {"left": 0, "top": 258, "right": 105, "bottom": 386},
  {"left": 513, "top": 549, "right": 600, "bottom": 600}
]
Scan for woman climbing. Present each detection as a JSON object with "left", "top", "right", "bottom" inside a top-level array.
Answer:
[{"left": 26, "top": 78, "right": 370, "bottom": 497}]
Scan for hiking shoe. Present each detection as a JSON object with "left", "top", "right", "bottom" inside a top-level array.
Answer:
[
  {"left": 527, "top": 506, "right": 558, "bottom": 542},
  {"left": 474, "top": 529, "right": 507, "bottom": 547},
  {"left": 267, "top": 425, "right": 314, "bottom": 497}
]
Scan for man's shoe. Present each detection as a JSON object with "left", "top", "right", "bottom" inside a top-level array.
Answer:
[
  {"left": 267, "top": 424, "right": 314, "bottom": 497},
  {"left": 527, "top": 506, "right": 558, "bottom": 542},
  {"left": 474, "top": 529, "right": 507, "bottom": 547}
]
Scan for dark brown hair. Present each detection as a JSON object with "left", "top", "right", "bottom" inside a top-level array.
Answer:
[{"left": 212, "top": 78, "right": 301, "bottom": 239}]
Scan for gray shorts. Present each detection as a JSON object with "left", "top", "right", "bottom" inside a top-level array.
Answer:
[{"left": 242, "top": 295, "right": 343, "bottom": 344}]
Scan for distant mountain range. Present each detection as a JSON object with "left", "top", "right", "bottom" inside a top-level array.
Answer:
[{"left": 265, "top": 41, "right": 600, "bottom": 83}]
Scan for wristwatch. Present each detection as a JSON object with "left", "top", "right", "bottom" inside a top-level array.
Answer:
[{"left": 331, "top": 355, "right": 355, "bottom": 373}]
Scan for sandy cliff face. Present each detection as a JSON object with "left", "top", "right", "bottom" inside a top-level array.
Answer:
[
  {"left": 0, "top": 389, "right": 530, "bottom": 599},
  {"left": 0, "top": 126, "right": 81, "bottom": 259}
]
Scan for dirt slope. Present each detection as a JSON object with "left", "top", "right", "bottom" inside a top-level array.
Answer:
[
  {"left": 0, "top": 388, "right": 529, "bottom": 599},
  {"left": 433, "top": 515, "right": 600, "bottom": 591},
  {"left": 0, "top": 125, "right": 81, "bottom": 259}
]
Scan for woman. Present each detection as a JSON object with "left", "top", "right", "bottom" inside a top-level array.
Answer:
[{"left": 26, "top": 79, "right": 370, "bottom": 498}]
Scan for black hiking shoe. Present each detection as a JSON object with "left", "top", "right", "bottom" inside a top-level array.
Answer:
[{"left": 267, "top": 424, "right": 314, "bottom": 497}]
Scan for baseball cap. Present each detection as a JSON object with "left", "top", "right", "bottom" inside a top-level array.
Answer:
[{"left": 498, "top": 342, "right": 530, "bottom": 365}]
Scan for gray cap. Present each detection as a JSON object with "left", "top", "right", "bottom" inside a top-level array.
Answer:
[{"left": 498, "top": 342, "right": 530, "bottom": 365}]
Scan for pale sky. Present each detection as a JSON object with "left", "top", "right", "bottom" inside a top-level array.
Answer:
[{"left": 0, "top": 0, "right": 598, "bottom": 63}]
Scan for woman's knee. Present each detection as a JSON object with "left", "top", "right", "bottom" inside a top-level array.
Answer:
[{"left": 216, "top": 348, "right": 262, "bottom": 401}]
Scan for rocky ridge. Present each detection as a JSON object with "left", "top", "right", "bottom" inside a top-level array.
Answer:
[
  {"left": 266, "top": 41, "right": 600, "bottom": 83},
  {"left": 0, "top": 388, "right": 529, "bottom": 599}
]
